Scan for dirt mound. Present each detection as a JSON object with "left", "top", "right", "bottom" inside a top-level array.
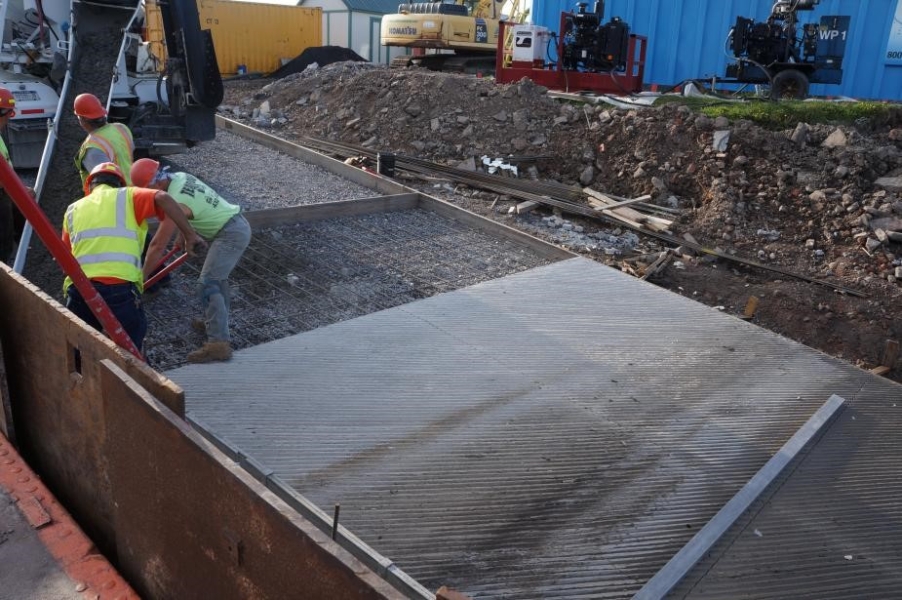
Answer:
[
  {"left": 219, "top": 63, "right": 902, "bottom": 380},
  {"left": 269, "top": 46, "right": 366, "bottom": 79}
]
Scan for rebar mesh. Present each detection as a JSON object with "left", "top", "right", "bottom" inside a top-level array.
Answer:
[{"left": 146, "top": 208, "right": 555, "bottom": 370}]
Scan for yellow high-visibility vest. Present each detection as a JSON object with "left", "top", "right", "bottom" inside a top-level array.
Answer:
[
  {"left": 63, "top": 185, "right": 147, "bottom": 294},
  {"left": 75, "top": 123, "right": 135, "bottom": 185}
]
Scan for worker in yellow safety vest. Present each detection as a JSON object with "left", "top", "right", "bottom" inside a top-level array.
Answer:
[
  {"left": 62, "top": 162, "right": 205, "bottom": 352},
  {"left": 73, "top": 93, "right": 135, "bottom": 186}
]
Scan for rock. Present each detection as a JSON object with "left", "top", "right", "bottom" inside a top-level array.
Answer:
[
  {"left": 734, "top": 155, "right": 749, "bottom": 166},
  {"left": 430, "top": 118, "right": 440, "bottom": 132},
  {"left": 493, "top": 110, "right": 508, "bottom": 122},
  {"left": 404, "top": 103, "right": 422, "bottom": 117},
  {"left": 511, "top": 136, "right": 527, "bottom": 151},
  {"left": 889, "top": 231, "right": 902, "bottom": 243},
  {"left": 875, "top": 177, "right": 902, "bottom": 193},
  {"left": 875, "top": 229, "right": 889, "bottom": 243},
  {"left": 530, "top": 133, "right": 546, "bottom": 146},
  {"left": 896, "top": 266, "right": 902, "bottom": 279},
  {"left": 713, "top": 116, "right": 730, "bottom": 128},
  {"left": 633, "top": 166, "right": 646, "bottom": 179},
  {"left": 822, "top": 128, "right": 848, "bottom": 149},
  {"left": 866, "top": 238, "right": 882, "bottom": 253},
  {"left": 579, "top": 166, "right": 595, "bottom": 186},
  {"left": 889, "top": 129, "right": 902, "bottom": 141},
  {"left": 651, "top": 176, "right": 667, "bottom": 192},
  {"left": 791, "top": 122, "right": 809, "bottom": 145}
]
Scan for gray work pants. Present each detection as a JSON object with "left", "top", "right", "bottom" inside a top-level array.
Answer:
[{"left": 198, "top": 214, "right": 251, "bottom": 342}]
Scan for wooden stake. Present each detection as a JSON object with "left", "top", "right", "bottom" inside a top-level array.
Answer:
[{"left": 742, "top": 296, "right": 760, "bottom": 320}]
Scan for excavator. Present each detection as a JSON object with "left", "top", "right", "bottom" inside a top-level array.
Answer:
[
  {"left": 381, "top": 0, "right": 506, "bottom": 73},
  {"left": 0, "top": 0, "right": 222, "bottom": 290}
]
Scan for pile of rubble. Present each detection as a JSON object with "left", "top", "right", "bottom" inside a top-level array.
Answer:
[{"left": 219, "top": 61, "right": 902, "bottom": 376}]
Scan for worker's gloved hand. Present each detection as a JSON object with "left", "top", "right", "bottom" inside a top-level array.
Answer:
[{"left": 182, "top": 231, "right": 207, "bottom": 257}]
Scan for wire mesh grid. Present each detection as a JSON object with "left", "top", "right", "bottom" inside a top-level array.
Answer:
[{"left": 145, "top": 208, "right": 555, "bottom": 371}]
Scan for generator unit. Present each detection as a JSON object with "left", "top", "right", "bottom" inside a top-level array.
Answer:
[
  {"left": 726, "top": 0, "right": 850, "bottom": 100},
  {"left": 495, "top": 2, "right": 647, "bottom": 95},
  {"left": 561, "top": 2, "right": 630, "bottom": 72}
]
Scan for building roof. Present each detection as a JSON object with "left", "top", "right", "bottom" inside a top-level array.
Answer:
[{"left": 342, "top": 0, "right": 400, "bottom": 14}]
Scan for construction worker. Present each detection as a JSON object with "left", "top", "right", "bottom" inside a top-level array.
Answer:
[
  {"left": 73, "top": 93, "right": 134, "bottom": 186},
  {"left": 63, "top": 162, "right": 205, "bottom": 352},
  {"left": 0, "top": 87, "right": 18, "bottom": 262},
  {"left": 132, "top": 158, "right": 251, "bottom": 363}
]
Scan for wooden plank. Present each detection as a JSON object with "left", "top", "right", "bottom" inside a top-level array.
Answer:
[
  {"left": 509, "top": 200, "right": 539, "bottom": 215},
  {"left": 640, "top": 252, "right": 671, "bottom": 280},
  {"left": 880, "top": 339, "right": 900, "bottom": 369},
  {"left": 581, "top": 189, "right": 653, "bottom": 211},
  {"left": 585, "top": 189, "right": 670, "bottom": 231},
  {"left": 244, "top": 194, "right": 420, "bottom": 229}
]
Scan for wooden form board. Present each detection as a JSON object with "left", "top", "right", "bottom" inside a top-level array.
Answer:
[{"left": 0, "top": 263, "right": 184, "bottom": 552}]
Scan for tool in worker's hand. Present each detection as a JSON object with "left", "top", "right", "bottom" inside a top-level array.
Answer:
[{"left": 145, "top": 246, "right": 189, "bottom": 290}]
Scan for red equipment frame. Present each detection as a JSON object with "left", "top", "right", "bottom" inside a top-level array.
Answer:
[
  {"left": 0, "top": 158, "right": 144, "bottom": 361},
  {"left": 495, "top": 16, "right": 647, "bottom": 95}
]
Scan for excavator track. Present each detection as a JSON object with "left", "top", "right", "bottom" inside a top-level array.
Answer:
[{"left": 23, "top": 0, "right": 138, "bottom": 296}]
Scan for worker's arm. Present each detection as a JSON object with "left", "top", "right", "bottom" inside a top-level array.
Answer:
[
  {"left": 142, "top": 216, "right": 178, "bottom": 281},
  {"left": 153, "top": 191, "right": 207, "bottom": 256}
]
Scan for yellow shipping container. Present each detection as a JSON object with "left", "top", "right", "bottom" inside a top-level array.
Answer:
[{"left": 197, "top": 0, "right": 322, "bottom": 76}]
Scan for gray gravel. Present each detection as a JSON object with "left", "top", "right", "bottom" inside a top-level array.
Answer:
[{"left": 163, "top": 130, "right": 375, "bottom": 209}]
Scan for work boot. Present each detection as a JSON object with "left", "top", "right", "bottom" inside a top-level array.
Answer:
[
  {"left": 190, "top": 318, "right": 206, "bottom": 334},
  {"left": 186, "top": 341, "right": 232, "bottom": 363}
]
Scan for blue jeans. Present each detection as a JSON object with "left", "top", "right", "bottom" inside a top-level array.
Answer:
[
  {"left": 198, "top": 214, "right": 251, "bottom": 342},
  {"left": 66, "top": 281, "right": 148, "bottom": 351}
]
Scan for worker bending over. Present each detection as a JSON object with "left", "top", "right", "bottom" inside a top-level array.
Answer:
[
  {"left": 63, "top": 162, "right": 204, "bottom": 352},
  {"left": 132, "top": 159, "right": 251, "bottom": 363},
  {"left": 73, "top": 93, "right": 134, "bottom": 186}
]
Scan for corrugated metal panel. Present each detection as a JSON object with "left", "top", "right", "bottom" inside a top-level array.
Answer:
[
  {"left": 673, "top": 376, "right": 902, "bottom": 598},
  {"left": 343, "top": 0, "right": 399, "bottom": 14},
  {"left": 533, "top": 0, "right": 902, "bottom": 100},
  {"left": 196, "top": 0, "right": 322, "bottom": 75},
  {"left": 169, "top": 252, "right": 900, "bottom": 599}
]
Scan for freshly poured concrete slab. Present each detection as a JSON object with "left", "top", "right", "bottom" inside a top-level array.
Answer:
[{"left": 168, "top": 257, "right": 898, "bottom": 599}]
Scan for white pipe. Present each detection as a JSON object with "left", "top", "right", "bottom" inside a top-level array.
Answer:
[{"left": 13, "top": 1, "right": 77, "bottom": 274}]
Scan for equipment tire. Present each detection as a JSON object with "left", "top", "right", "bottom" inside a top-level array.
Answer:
[{"left": 771, "top": 69, "right": 810, "bottom": 101}]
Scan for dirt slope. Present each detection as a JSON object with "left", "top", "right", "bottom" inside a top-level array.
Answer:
[{"left": 220, "top": 62, "right": 902, "bottom": 381}]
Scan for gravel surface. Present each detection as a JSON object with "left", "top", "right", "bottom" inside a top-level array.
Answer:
[{"left": 163, "top": 130, "right": 376, "bottom": 209}]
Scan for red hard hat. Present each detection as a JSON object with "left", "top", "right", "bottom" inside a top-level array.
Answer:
[
  {"left": 0, "top": 87, "right": 16, "bottom": 117},
  {"left": 130, "top": 158, "right": 161, "bottom": 188},
  {"left": 73, "top": 93, "right": 107, "bottom": 119},
  {"left": 84, "top": 162, "right": 125, "bottom": 195}
]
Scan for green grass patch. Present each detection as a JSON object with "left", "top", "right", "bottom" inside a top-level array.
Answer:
[
  {"left": 699, "top": 100, "right": 893, "bottom": 128},
  {"left": 652, "top": 94, "right": 902, "bottom": 129}
]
